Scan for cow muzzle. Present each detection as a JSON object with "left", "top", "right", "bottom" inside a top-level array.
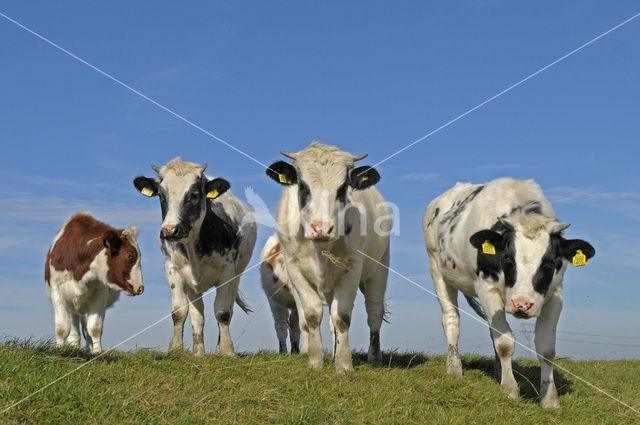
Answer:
[
  {"left": 510, "top": 298, "right": 535, "bottom": 318},
  {"left": 309, "top": 222, "right": 335, "bottom": 241},
  {"left": 160, "top": 224, "right": 189, "bottom": 241}
]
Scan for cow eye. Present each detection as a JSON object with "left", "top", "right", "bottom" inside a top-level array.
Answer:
[
  {"left": 128, "top": 252, "right": 136, "bottom": 263},
  {"left": 190, "top": 192, "right": 199, "bottom": 200},
  {"left": 503, "top": 255, "right": 514, "bottom": 264}
]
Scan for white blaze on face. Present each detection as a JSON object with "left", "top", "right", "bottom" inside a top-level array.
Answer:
[
  {"left": 158, "top": 172, "right": 200, "bottom": 229},
  {"left": 505, "top": 228, "right": 550, "bottom": 317}
]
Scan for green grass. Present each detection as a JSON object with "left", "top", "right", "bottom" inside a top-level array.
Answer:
[{"left": 1, "top": 340, "right": 639, "bottom": 424}]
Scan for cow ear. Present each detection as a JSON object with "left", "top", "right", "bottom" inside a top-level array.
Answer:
[
  {"left": 266, "top": 161, "right": 297, "bottom": 185},
  {"left": 204, "top": 178, "right": 230, "bottom": 200},
  {"left": 470, "top": 230, "right": 503, "bottom": 252},
  {"left": 350, "top": 166, "right": 380, "bottom": 190},
  {"left": 133, "top": 176, "right": 158, "bottom": 197},
  {"left": 561, "top": 239, "right": 595, "bottom": 261},
  {"left": 103, "top": 230, "right": 123, "bottom": 256}
]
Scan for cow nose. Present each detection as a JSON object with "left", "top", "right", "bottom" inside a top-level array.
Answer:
[
  {"left": 510, "top": 298, "right": 535, "bottom": 316},
  {"left": 310, "top": 222, "right": 335, "bottom": 240},
  {"left": 136, "top": 286, "right": 144, "bottom": 295},
  {"left": 160, "top": 226, "right": 175, "bottom": 239}
]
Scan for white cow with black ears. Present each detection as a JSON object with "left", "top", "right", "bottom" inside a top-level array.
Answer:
[
  {"left": 134, "top": 157, "right": 256, "bottom": 355},
  {"left": 266, "top": 142, "right": 392, "bottom": 373},
  {"left": 422, "top": 177, "right": 595, "bottom": 408}
]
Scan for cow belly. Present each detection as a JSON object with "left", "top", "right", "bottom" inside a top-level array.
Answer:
[{"left": 438, "top": 261, "right": 477, "bottom": 297}]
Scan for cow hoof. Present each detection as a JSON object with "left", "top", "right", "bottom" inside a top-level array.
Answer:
[
  {"left": 501, "top": 383, "right": 519, "bottom": 399},
  {"left": 336, "top": 363, "right": 354, "bottom": 374},
  {"left": 368, "top": 351, "right": 383, "bottom": 366},
  {"left": 446, "top": 355, "right": 463, "bottom": 378},
  {"left": 540, "top": 387, "right": 560, "bottom": 409},
  {"left": 193, "top": 347, "right": 205, "bottom": 357}
]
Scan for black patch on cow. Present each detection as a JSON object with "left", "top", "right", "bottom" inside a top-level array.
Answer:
[
  {"left": 266, "top": 161, "right": 297, "bottom": 185},
  {"left": 503, "top": 201, "right": 543, "bottom": 218},
  {"left": 217, "top": 311, "right": 230, "bottom": 324},
  {"left": 336, "top": 181, "right": 348, "bottom": 204},
  {"left": 298, "top": 180, "right": 311, "bottom": 209},
  {"left": 470, "top": 221, "right": 516, "bottom": 285},
  {"left": 345, "top": 222, "right": 352, "bottom": 235},
  {"left": 441, "top": 185, "right": 485, "bottom": 226},
  {"left": 532, "top": 235, "right": 561, "bottom": 296},
  {"left": 196, "top": 201, "right": 240, "bottom": 258}
]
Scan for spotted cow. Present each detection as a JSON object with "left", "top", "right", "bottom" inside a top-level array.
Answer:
[
  {"left": 45, "top": 212, "right": 144, "bottom": 353},
  {"left": 422, "top": 177, "right": 595, "bottom": 408},
  {"left": 134, "top": 157, "right": 256, "bottom": 355}
]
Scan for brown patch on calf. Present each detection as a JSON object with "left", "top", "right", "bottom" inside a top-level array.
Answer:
[
  {"left": 305, "top": 312, "right": 320, "bottom": 329},
  {"left": 266, "top": 243, "right": 281, "bottom": 269},
  {"left": 47, "top": 213, "right": 137, "bottom": 293}
]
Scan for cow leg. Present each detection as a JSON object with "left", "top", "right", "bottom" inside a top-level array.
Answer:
[
  {"left": 535, "top": 288, "right": 563, "bottom": 408},
  {"left": 478, "top": 286, "right": 518, "bottom": 399},
  {"left": 269, "top": 299, "right": 290, "bottom": 354},
  {"left": 213, "top": 276, "right": 239, "bottom": 355},
  {"left": 362, "top": 250, "right": 389, "bottom": 366},
  {"left": 86, "top": 286, "right": 108, "bottom": 354},
  {"left": 67, "top": 314, "right": 81, "bottom": 348},
  {"left": 186, "top": 287, "right": 205, "bottom": 356},
  {"left": 291, "top": 289, "right": 309, "bottom": 354},
  {"left": 430, "top": 256, "right": 462, "bottom": 377},
  {"left": 166, "top": 264, "right": 188, "bottom": 352},
  {"left": 288, "top": 308, "right": 301, "bottom": 354},
  {"left": 330, "top": 283, "right": 358, "bottom": 373},
  {"left": 50, "top": 283, "right": 71, "bottom": 347},
  {"left": 291, "top": 279, "right": 324, "bottom": 369}
]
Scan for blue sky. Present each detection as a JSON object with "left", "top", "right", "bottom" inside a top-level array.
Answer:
[{"left": 1, "top": 1, "right": 639, "bottom": 359}]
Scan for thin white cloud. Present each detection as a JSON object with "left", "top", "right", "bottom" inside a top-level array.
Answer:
[
  {"left": 546, "top": 186, "right": 640, "bottom": 204},
  {"left": 0, "top": 193, "right": 159, "bottom": 226}
]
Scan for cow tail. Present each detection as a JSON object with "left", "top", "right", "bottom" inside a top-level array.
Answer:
[
  {"left": 235, "top": 292, "right": 252, "bottom": 314},
  {"left": 382, "top": 298, "right": 391, "bottom": 324},
  {"left": 464, "top": 296, "right": 487, "bottom": 321}
]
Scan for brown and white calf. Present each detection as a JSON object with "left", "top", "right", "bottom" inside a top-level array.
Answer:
[{"left": 45, "top": 213, "right": 144, "bottom": 353}]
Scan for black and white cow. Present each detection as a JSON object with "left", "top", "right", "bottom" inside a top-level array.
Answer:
[
  {"left": 266, "top": 142, "right": 392, "bottom": 373},
  {"left": 422, "top": 177, "right": 595, "bottom": 408},
  {"left": 134, "top": 157, "right": 256, "bottom": 355}
]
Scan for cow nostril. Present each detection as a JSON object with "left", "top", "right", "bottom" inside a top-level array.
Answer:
[
  {"left": 327, "top": 225, "right": 335, "bottom": 235},
  {"left": 137, "top": 286, "right": 144, "bottom": 295}
]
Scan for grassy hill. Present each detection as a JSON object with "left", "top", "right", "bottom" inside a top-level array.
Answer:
[{"left": 1, "top": 340, "right": 638, "bottom": 424}]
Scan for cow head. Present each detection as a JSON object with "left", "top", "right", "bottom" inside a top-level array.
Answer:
[
  {"left": 103, "top": 226, "right": 144, "bottom": 296},
  {"left": 266, "top": 142, "right": 380, "bottom": 242},
  {"left": 133, "top": 157, "right": 230, "bottom": 241},
  {"left": 470, "top": 213, "right": 594, "bottom": 318}
]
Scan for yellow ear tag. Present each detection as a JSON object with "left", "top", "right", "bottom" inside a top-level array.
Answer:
[
  {"left": 572, "top": 249, "right": 587, "bottom": 267},
  {"left": 482, "top": 241, "right": 496, "bottom": 255},
  {"left": 278, "top": 174, "right": 291, "bottom": 184},
  {"left": 105, "top": 239, "right": 111, "bottom": 248},
  {"left": 141, "top": 187, "right": 154, "bottom": 197},
  {"left": 361, "top": 176, "right": 369, "bottom": 183},
  {"left": 206, "top": 190, "right": 219, "bottom": 200}
]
